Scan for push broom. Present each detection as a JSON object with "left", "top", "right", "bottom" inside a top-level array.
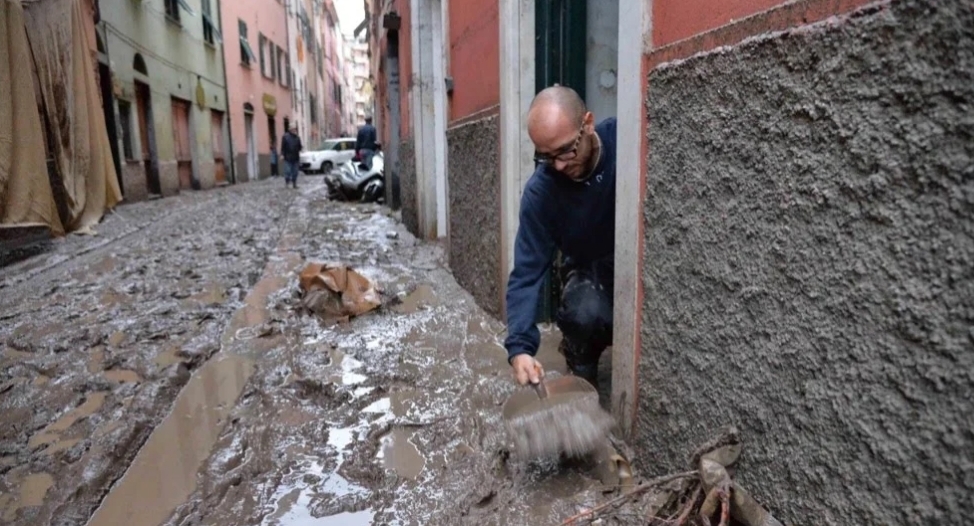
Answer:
[{"left": 503, "top": 374, "right": 615, "bottom": 459}]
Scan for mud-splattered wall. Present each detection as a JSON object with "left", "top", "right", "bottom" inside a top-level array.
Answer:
[
  {"left": 398, "top": 140, "right": 419, "bottom": 236},
  {"left": 447, "top": 114, "right": 501, "bottom": 316},
  {"left": 638, "top": 1, "right": 974, "bottom": 524}
]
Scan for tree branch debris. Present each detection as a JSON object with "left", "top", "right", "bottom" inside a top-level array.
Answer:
[{"left": 563, "top": 426, "right": 785, "bottom": 526}]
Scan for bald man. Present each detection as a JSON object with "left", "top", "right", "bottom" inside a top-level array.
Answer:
[{"left": 505, "top": 86, "right": 616, "bottom": 388}]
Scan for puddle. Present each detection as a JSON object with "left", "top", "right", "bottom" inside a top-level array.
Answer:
[
  {"left": 262, "top": 455, "right": 370, "bottom": 526},
  {"left": 391, "top": 284, "right": 437, "bottom": 314},
  {"left": 155, "top": 346, "right": 183, "bottom": 367},
  {"left": 29, "top": 392, "right": 108, "bottom": 448},
  {"left": 389, "top": 389, "right": 425, "bottom": 420},
  {"left": 362, "top": 398, "right": 391, "bottom": 414},
  {"left": 2, "top": 472, "right": 53, "bottom": 522},
  {"left": 377, "top": 428, "right": 425, "bottom": 479},
  {"left": 328, "top": 426, "right": 358, "bottom": 465},
  {"left": 190, "top": 282, "right": 227, "bottom": 306},
  {"left": 224, "top": 258, "right": 298, "bottom": 346},
  {"left": 326, "top": 349, "right": 367, "bottom": 386},
  {"left": 42, "top": 438, "right": 81, "bottom": 455},
  {"left": 87, "top": 347, "right": 105, "bottom": 374},
  {"left": 1, "top": 347, "right": 33, "bottom": 366},
  {"left": 318, "top": 510, "right": 375, "bottom": 525},
  {"left": 91, "top": 255, "right": 117, "bottom": 274},
  {"left": 104, "top": 369, "right": 141, "bottom": 383},
  {"left": 108, "top": 331, "right": 126, "bottom": 347},
  {"left": 87, "top": 353, "right": 255, "bottom": 526}
]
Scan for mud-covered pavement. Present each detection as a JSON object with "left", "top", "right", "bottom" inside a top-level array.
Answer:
[{"left": 0, "top": 178, "right": 619, "bottom": 525}]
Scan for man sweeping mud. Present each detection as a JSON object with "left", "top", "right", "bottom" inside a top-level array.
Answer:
[{"left": 506, "top": 86, "right": 616, "bottom": 388}]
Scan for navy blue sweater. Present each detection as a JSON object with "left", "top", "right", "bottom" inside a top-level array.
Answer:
[{"left": 504, "top": 118, "right": 617, "bottom": 362}]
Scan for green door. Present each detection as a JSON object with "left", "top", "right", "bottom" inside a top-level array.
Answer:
[{"left": 534, "top": 0, "right": 587, "bottom": 323}]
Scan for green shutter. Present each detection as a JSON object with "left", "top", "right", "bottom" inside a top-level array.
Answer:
[{"left": 532, "top": 0, "right": 586, "bottom": 323}]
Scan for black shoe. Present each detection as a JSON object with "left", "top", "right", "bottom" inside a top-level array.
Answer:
[{"left": 558, "top": 339, "right": 599, "bottom": 389}]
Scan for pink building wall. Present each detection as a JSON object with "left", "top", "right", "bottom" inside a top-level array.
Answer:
[
  {"left": 221, "top": 0, "right": 292, "bottom": 179},
  {"left": 321, "top": 0, "right": 345, "bottom": 138}
]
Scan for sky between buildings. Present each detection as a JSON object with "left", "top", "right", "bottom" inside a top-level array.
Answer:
[{"left": 334, "top": 0, "right": 366, "bottom": 37}]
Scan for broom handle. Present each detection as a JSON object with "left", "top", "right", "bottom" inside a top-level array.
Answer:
[{"left": 532, "top": 379, "right": 548, "bottom": 399}]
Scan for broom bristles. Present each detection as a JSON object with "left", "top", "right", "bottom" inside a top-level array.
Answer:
[{"left": 505, "top": 395, "right": 615, "bottom": 459}]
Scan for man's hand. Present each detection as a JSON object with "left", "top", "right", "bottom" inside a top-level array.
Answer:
[{"left": 511, "top": 354, "right": 544, "bottom": 386}]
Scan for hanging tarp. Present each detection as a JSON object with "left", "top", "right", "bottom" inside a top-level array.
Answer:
[
  {"left": 22, "top": 0, "right": 121, "bottom": 233},
  {"left": 0, "top": 0, "right": 63, "bottom": 235}
]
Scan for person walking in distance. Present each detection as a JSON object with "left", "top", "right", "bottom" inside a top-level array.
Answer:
[
  {"left": 270, "top": 143, "right": 279, "bottom": 177},
  {"left": 505, "top": 86, "right": 617, "bottom": 390},
  {"left": 355, "top": 115, "right": 377, "bottom": 169},
  {"left": 281, "top": 125, "right": 303, "bottom": 188}
]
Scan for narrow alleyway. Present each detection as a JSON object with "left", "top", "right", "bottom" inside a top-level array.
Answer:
[{"left": 0, "top": 179, "right": 613, "bottom": 525}]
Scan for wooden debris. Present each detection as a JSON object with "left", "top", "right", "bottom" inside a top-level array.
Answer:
[{"left": 563, "top": 427, "right": 785, "bottom": 526}]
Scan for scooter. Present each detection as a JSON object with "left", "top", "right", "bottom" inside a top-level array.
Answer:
[{"left": 324, "top": 144, "right": 385, "bottom": 203}]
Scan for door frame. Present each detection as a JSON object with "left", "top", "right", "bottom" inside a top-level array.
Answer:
[
  {"left": 170, "top": 97, "right": 195, "bottom": 190},
  {"left": 134, "top": 80, "right": 161, "bottom": 195},
  {"left": 410, "top": 0, "right": 449, "bottom": 239},
  {"left": 533, "top": 0, "right": 588, "bottom": 323},
  {"left": 612, "top": 0, "right": 650, "bottom": 439},
  {"left": 245, "top": 113, "right": 257, "bottom": 181},
  {"left": 498, "top": 0, "right": 537, "bottom": 316}
]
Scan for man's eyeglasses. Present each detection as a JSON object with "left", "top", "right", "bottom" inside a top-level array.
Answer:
[{"left": 533, "top": 124, "right": 584, "bottom": 165}]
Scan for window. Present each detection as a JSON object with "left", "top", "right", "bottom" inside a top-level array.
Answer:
[
  {"left": 118, "top": 101, "right": 135, "bottom": 160},
  {"left": 267, "top": 41, "right": 277, "bottom": 80},
  {"left": 164, "top": 0, "right": 180, "bottom": 21},
  {"left": 259, "top": 34, "right": 267, "bottom": 76},
  {"left": 201, "top": 0, "right": 221, "bottom": 45},
  {"left": 274, "top": 46, "right": 287, "bottom": 87},
  {"left": 239, "top": 20, "right": 256, "bottom": 67},
  {"left": 282, "top": 49, "right": 291, "bottom": 87}
]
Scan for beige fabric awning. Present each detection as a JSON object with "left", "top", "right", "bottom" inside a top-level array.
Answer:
[
  {"left": 0, "top": 0, "right": 63, "bottom": 235},
  {"left": 23, "top": 0, "right": 122, "bottom": 234}
]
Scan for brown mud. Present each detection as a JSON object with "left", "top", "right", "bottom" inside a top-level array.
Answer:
[{"left": 1, "top": 179, "right": 621, "bottom": 526}]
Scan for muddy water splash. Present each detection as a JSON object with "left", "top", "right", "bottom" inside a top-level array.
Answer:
[{"left": 85, "top": 354, "right": 254, "bottom": 526}]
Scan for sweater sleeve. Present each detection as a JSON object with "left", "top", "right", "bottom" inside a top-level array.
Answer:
[{"left": 504, "top": 184, "right": 556, "bottom": 363}]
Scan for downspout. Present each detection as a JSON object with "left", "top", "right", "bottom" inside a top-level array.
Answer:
[
  {"left": 217, "top": 0, "right": 237, "bottom": 184},
  {"left": 285, "top": 0, "right": 294, "bottom": 112},
  {"left": 95, "top": 0, "right": 124, "bottom": 194}
]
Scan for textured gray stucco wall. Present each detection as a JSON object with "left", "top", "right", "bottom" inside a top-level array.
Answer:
[
  {"left": 639, "top": 1, "right": 974, "bottom": 524},
  {"left": 447, "top": 115, "right": 502, "bottom": 317},
  {"left": 399, "top": 139, "right": 419, "bottom": 236}
]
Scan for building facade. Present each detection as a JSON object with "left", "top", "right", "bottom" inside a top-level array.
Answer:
[
  {"left": 220, "top": 0, "right": 291, "bottom": 181},
  {"left": 286, "top": 0, "right": 319, "bottom": 146},
  {"left": 340, "top": 35, "right": 358, "bottom": 135},
  {"left": 349, "top": 37, "right": 371, "bottom": 127},
  {"left": 367, "top": 0, "right": 974, "bottom": 523},
  {"left": 98, "top": 0, "right": 230, "bottom": 200},
  {"left": 318, "top": 0, "right": 345, "bottom": 138}
]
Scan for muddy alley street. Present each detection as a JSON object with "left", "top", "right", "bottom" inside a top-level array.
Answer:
[{"left": 0, "top": 179, "right": 612, "bottom": 526}]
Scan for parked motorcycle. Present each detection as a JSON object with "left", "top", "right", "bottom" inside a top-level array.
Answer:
[{"left": 324, "top": 144, "right": 385, "bottom": 203}]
